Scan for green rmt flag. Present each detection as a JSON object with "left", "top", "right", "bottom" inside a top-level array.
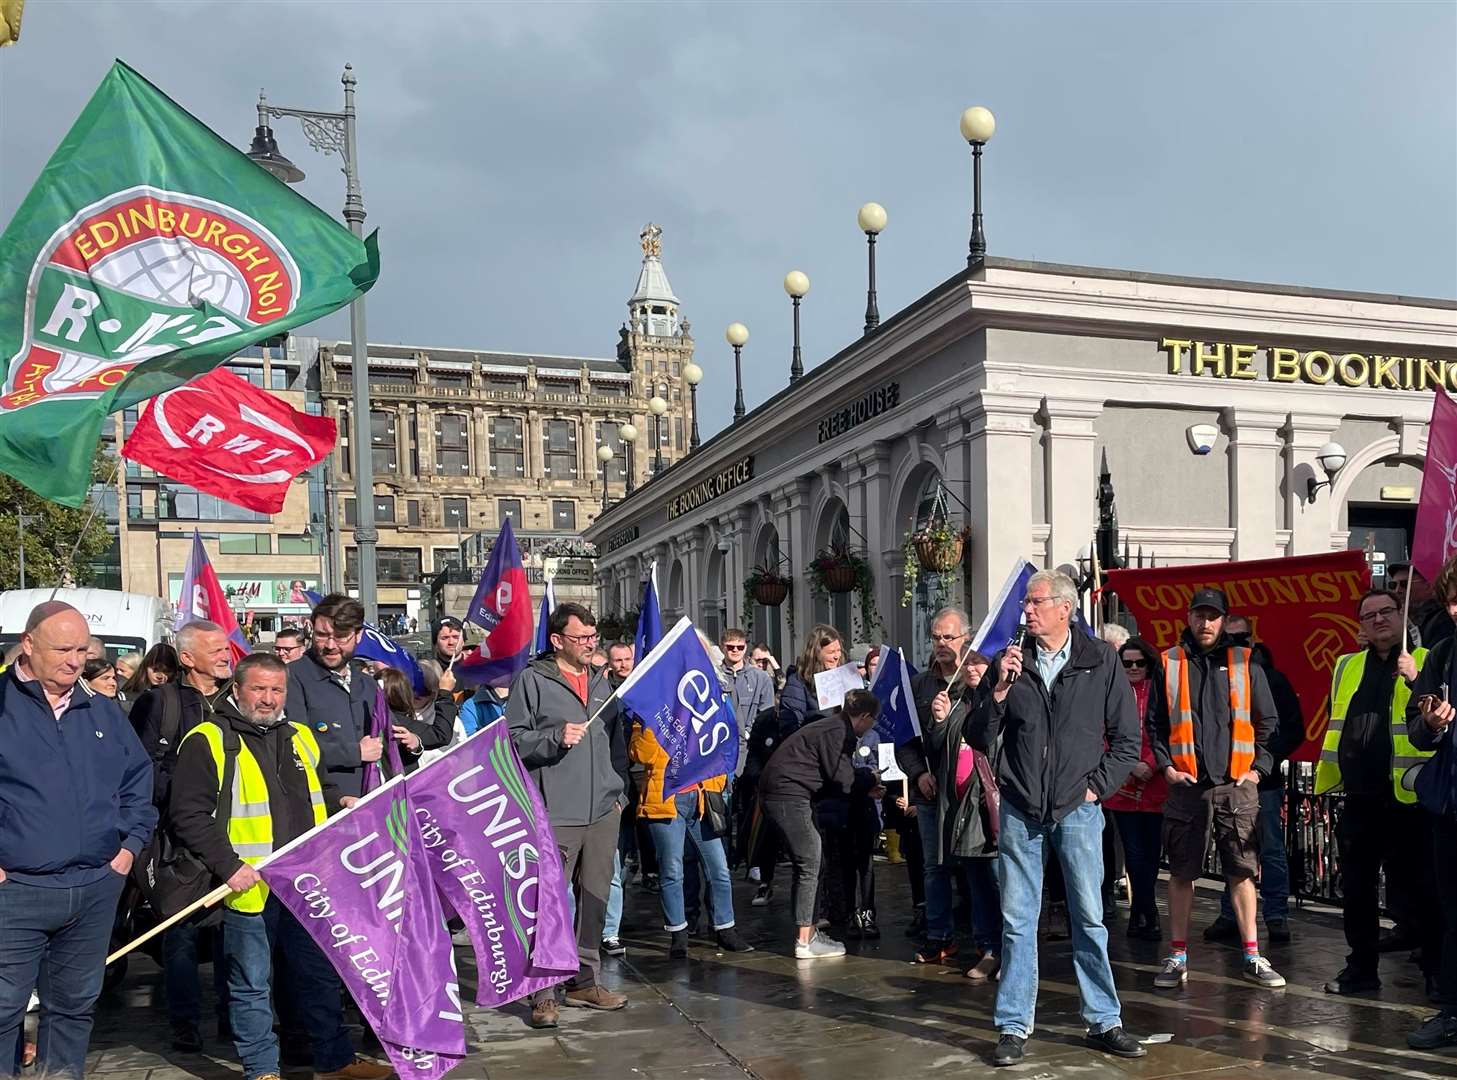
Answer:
[{"left": 0, "top": 60, "right": 380, "bottom": 505}]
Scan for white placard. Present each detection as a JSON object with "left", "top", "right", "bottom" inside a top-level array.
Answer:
[
  {"left": 813, "top": 664, "right": 865, "bottom": 710},
  {"left": 877, "top": 742, "right": 906, "bottom": 782}
]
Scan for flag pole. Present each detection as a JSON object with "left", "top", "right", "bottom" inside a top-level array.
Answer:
[
  {"left": 107, "top": 882, "right": 235, "bottom": 964},
  {"left": 1401, "top": 579, "right": 1413, "bottom": 654}
]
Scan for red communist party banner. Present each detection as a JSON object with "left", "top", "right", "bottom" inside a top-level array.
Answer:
[
  {"left": 122, "top": 367, "right": 336, "bottom": 513},
  {"left": 1104, "top": 550, "right": 1371, "bottom": 763}
]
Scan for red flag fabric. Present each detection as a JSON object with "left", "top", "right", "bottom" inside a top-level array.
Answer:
[
  {"left": 1105, "top": 550, "right": 1371, "bottom": 762},
  {"left": 1412, "top": 387, "right": 1457, "bottom": 583},
  {"left": 175, "top": 529, "right": 250, "bottom": 663},
  {"left": 121, "top": 367, "right": 336, "bottom": 513}
]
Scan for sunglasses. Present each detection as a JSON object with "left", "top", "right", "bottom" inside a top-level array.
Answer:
[
  {"left": 723, "top": 643, "right": 747, "bottom": 651},
  {"left": 1122, "top": 657, "right": 1148, "bottom": 669}
]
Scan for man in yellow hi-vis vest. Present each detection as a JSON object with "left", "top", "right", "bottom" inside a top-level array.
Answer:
[
  {"left": 1314, "top": 588, "right": 1435, "bottom": 999},
  {"left": 169, "top": 653, "right": 391, "bottom": 1080}
]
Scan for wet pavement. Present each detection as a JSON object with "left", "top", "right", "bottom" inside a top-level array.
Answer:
[{"left": 87, "top": 862, "right": 1454, "bottom": 1080}]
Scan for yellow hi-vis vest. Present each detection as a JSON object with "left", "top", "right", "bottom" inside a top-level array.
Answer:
[
  {"left": 182, "top": 720, "right": 327, "bottom": 912},
  {"left": 1315, "top": 647, "right": 1430, "bottom": 804}
]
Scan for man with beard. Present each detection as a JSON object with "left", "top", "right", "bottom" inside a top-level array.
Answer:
[
  {"left": 169, "top": 653, "right": 387, "bottom": 1080},
  {"left": 284, "top": 594, "right": 381, "bottom": 804}
]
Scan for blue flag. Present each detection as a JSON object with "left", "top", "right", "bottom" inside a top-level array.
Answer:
[
  {"left": 616, "top": 617, "right": 739, "bottom": 795},
  {"left": 533, "top": 577, "right": 556, "bottom": 657},
  {"left": 300, "top": 590, "right": 426, "bottom": 694},
  {"left": 971, "top": 557, "right": 1036, "bottom": 654},
  {"left": 634, "top": 564, "right": 664, "bottom": 661},
  {"left": 458, "top": 517, "right": 533, "bottom": 689},
  {"left": 868, "top": 646, "right": 922, "bottom": 747}
]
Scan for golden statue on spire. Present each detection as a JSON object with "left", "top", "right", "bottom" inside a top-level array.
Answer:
[{"left": 640, "top": 222, "right": 663, "bottom": 258}]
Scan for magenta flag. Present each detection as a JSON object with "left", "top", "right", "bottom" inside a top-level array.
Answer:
[
  {"left": 1413, "top": 387, "right": 1457, "bottom": 583},
  {"left": 259, "top": 784, "right": 467, "bottom": 1079},
  {"left": 409, "top": 717, "right": 578, "bottom": 1006},
  {"left": 174, "top": 528, "right": 249, "bottom": 662}
]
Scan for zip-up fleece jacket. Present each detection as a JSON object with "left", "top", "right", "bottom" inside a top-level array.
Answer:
[
  {"left": 0, "top": 666, "right": 157, "bottom": 887},
  {"left": 965, "top": 630, "right": 1140, "bottom": 825},
  {"left": 759, "top": 712, "right": 857, "bottom": 803},
  {"left": 506, "top": 657, "right": 628, "bottom": 827},
  {"left": 169, "top": 696, "right": 342, "bottom": 883}
]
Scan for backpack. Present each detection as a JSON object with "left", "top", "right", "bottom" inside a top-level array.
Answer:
[{"left": 132, "top": 721, "right": 241, "bottom": 922}]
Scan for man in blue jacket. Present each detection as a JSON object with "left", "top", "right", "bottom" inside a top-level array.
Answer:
[{"left": 0, "top": 601, "right": 157, "bottom": 1079}]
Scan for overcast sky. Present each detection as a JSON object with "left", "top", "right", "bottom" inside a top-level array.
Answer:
[{"left": 3, "top": 1, "right": 1454, "bottom": 436}]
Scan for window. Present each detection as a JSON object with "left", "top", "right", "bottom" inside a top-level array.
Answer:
[
  {"left": 433, "top": 372, "right": 468, "bottom": 389},
  {"left": 490, "top": 417, "right": 525, "bottom": 477},
  {"left": 498, "top": 498, "right": 522, "bottom": 526},
  {"left": 227, "top": 363, "right": 264, "bottom": 387},
  {"left": 370, "top": 410, "right": 397, "bottom": 473},
  {"left": 433, "top": 546, "right": 461, "bottom": 572},
  {"left": 409, "top": 413, "right": 419, "bottom": 476},
  {"left": 485, "top": 375, "right": 524, "bottom": 393},
  {"left": 674, "top": 418, "right": 684, "bottom": 451},
  {"left": 269, "top": 366, "right": 293, "bottom": 390},
  {"left": 122, "top": 407, "right": 141, "bottom": 439},
  {"left": 219, "top": 533, "right": 270, "bottom": 555},
  {"left": 344, "top": 498, "right": 356, "bottom": 526},
  {"left": 442, "top": 497, "right": 469, "bottom": 531},
  {"left": 543, "top": 419, "right": 577, "bottom": 480},
  {"left": 278, "top": 534, "right": 319, "bottom": 555},
  {"left": 406, "top": 499, "right": 421, "bottom": 526},
  {"left": 435, "top": 413, "right": 470, "bottom": 476},
  {"left": 373, "top": 495, "right": 395, "bottom": 523},
  {"left": 595, "top": 421, "right": 624, "bottom": 481},
  {"left": 338, "top": 412, "right": 350, "bottom": 477},
  {"left": 593, "top": 381, "right": 627, "bottom": 397},
  {"left": 671, "top": 361, "right": 680, "bottom": 377},
  {"left": 157, "top": 484, "right": 267, "bottom": 522},
  {"left": 552, "top": 500, "right": 576, "bottom": 531},
  {"left": 371, "top": 371, "right": 415, "bottom": 389},
  {"left": 346, "top": 547, "right": 422, "bottom": 584}
]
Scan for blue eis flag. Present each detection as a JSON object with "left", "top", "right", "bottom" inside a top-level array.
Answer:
[
  {"left": 615, "top": 616, "right": 739, "bottom": 795},
  {"left": 868, "top": 646, "right": 921, "bottom": 747},
  {"left": 634, "top": 564, "right": 664, "bottom": 661},
  {"left": 971, "top": 557, "right": 1036, "bottom": 653}
]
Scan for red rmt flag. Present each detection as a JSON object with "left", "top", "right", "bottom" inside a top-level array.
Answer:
[{"left": 122, "top": 366, "right": 336, "bottom": 513}]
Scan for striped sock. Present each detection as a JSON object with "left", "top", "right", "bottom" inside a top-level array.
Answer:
[
  {"left": 1243, "top": 941, "right": 1260, "bottom": 960},
  {"left": 1170, "top": 940, "right": 1187, "bottom": 962}
]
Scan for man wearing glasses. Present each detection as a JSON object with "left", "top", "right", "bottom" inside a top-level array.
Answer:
[
  {"left": 1313, "top": 589, "right": 1434, "bottom": 998},
  {"left": 506, "top": 602, "right": 630, "bottom": 1029},
  {"left": 284, "top": 594, "right": 382, "bottom": 803},
  {"left": 272, "top": 628, "right": 307, "bottom": 664},
  {"left": 720, "top": 629, "right": 774, "bottom": 779}
]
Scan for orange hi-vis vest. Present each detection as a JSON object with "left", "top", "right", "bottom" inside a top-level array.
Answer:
[{"left": 1163, "top": 645, "right": 1255, "bottom": 780}]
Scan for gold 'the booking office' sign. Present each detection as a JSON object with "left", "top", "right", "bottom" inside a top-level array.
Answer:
[{"left": 1160, "top": 338, "right": 1455, "bottom": 392}]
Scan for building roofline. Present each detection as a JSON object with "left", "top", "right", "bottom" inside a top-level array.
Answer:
[{"left": 324, "top": 342, "right": 625, "bottom": 367}]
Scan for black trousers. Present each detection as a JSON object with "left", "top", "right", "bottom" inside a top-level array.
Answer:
[
  {"left": 1338, "top": 795, "right": 1439, "bottom": 976},
  {"left": 531, "top": 808, "right": 621, "bottom": 1003},
  {"left": 1433, "top": 814, "right": 1457, "bottom": 1013}
]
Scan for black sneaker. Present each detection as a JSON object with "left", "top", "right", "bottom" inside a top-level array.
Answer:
[
  {"left": 1323, "top": 967, "right": 1380, "bottom": 995},
  {"left": 602, "top": 937, "right": 627, "bottom": 957},
  {"left": 904, "top": 906, "right": 927, "bottom": 938},
  {"left": 860, "top": 910, "right": 881, "bottom": 940},
  {"left": 844, "top": 911, "right": 864, "bottom": 940},
  {"left": 1203, "top": 916, "right": 1240, "bottom": 943},
  {"left": 1409, "top": 1012, "right": 1457, "bottom": 1049},
  {"left": 170, "top": 1024, "right": 202, "bottom": 1053},
  {"left": 1086, "top": 1026, "right": 1147, "bottom": 1059},
  {"left": 992, "top": 1034, "right": 1025, "bottom": 1066},
  {"left": 715, "top": 927, "right": 755, "bottom": 952},
  {"left": 669, "top": 930, "right": 689, "bottom": 958}
]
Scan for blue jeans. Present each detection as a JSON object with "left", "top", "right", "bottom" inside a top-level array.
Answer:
[
  {"left": 162, "top": 920, "right": 228, "bottom": 1030},
  {"left": 996, "top": 801, "right": 1123, "bottom": 1039},
  {"left": 916, "top": 806, "right": 955, "bottom": 942},
  {"left": 965, "top": 857, "right": 1003, "bottom": 953},
  {"left": 648, "top": 792, "right": 736, "bottom": 933},
  {"left": 0, "top": 873, "right": 125, "bottom": 1080},
  {"left": 602, "top": 850, "right": 625, "bottom": 941},
  {"left": 1219, "top": 787, "right": 1289, "bottom": 924},
  {"left": 222, "top": 897, "right": 354, "bottom": 1080}
]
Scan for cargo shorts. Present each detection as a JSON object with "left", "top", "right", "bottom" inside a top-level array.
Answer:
[{"left": 1161, "top": 779, "right": 1260, "bottom": 882}]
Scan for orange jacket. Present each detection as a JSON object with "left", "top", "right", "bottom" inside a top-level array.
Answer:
[{"left": 628, "top": 723, "right": 727, "bottom": 820}]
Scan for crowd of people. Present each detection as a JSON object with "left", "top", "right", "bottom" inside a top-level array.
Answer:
[{"left": 1, "top": 555, "right": 1456, "bottom": 1077}]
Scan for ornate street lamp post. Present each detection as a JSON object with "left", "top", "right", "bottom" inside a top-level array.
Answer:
[
  {"left": 959, "top": 105, "right": 996, "bottom": 266},
  {"left": 783, "top": 270, "right": 809, "bottom": 383},
  {"left": 648, "top": 390, "right": 668, "bottom": 473},
  {"left": 597, "top": 445, "right": 615, "bottom": 510},
  {"left": 857, "top": 203, "right": 886, "bottom": 333},
  {"left": 683, "top": 361, "right": 703, "bottom": 450},
  {"left": 620, "top": 422, "right": 638, "bottom": 494},
  {"left": 725, "top": 322, "right": 748, "bottom": 422}
]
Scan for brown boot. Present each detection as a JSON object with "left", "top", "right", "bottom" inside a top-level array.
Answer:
[
  {"left": 564, "top": 984, "right": 627, "bottom": 1011},
  {"left": 316, "top": 1058, "right": 394, "bottom": 1080},
  {"left": 528, "top": 997, "right": 559, "bottom": 1028}
]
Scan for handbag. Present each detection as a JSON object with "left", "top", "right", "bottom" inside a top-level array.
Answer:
[
  {"left": 701, "top": 787, "right": 731, "bottom": 839},
  {"left": 973, "top": 750, "right": 1001, "bottom": 844}
]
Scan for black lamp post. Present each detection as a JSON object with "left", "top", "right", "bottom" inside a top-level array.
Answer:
[
  {"left": 960, "top": 106, "right": 996, "bottom": 266},
  {"left": 620, "top": 422, "right": 638, "bottom": 494},
  {"left": 857, "top": 203, "right": 886, "bottom": 333},
  {"left": 683, "top": 362, "right": 703, "bottom": 450},
  {"left": 726, "top": 322, "right": 748, "bottom": 422},
  {"left": 784, "top": 270, "right": 809, "bottom": 383},
  {"left": 648, "top": 389, "right": 667, "bottom": 473},
  {"left": 597, "top": 445, "right": 615, "bottom": 510}
]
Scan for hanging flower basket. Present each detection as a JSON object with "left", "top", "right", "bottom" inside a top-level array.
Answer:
[
  {"left": 821, "top": 564, "right": 859, "bottom": 594},
  {"left": 914, "top": 532, "right": 965, "bottom": 574},
  {"left": 752, "top": 578, "right": 790, "bottom": 607},
  {"left": 808, "top": 544, "right": 882, "bottom": 636},
  {"left": 598, "top": 615, "right": 624, "bottom": 641}
]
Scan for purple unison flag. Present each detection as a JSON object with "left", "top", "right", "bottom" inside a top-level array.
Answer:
[
  {"left": 615, "top": 616, "right": 739, "bottom": 796},
  {"left": 259, "top": 783, "right": 467, "bottom": 1079},
  {"left": 408, "top": 717, "right": 577, "bottom": 1006}
]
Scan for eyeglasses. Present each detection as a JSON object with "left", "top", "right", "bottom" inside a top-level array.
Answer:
[
  {"left": 1022, "top": 595, "right": 1058, "bottom": 610},
  {"left": 559, "top": 632, "right": 600, "bottom": 646},
  {"left": 274, "top": 644, "right": 304, "bottom": 655},
  {"left": 313, "top": 630, "right": 358, "bottom": 644},
  {"left": 1359, "top": 606, "right": 1400, "bottom": 623},
  {"left": 723, "top": 643, "right": 747, "bottom": 651},
  {"left": 1122, "top": 657, "right": 1148, "bottom": 669},
  {"left": 929, "top": 632, "right": 966, "bottom": 644}
]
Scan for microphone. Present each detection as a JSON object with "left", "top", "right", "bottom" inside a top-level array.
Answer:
[{"left": 1005, "top": 626, "right": 1028, "bottom": 684}]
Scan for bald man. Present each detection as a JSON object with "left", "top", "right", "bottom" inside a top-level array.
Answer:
[{"left": 0, "top": 602, "right": 157, "bottom": 1079}]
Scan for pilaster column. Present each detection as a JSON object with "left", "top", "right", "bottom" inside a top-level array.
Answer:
[
  {"left": 1041, "top": 398, "right": 1104, "bottom": 570},
  {"left": 775, "top": 478, "right": 813, "bottom": 645},
  {"left": 472, "top": 407, "right": 488, "bottom": 479},
  {"left": 399, "top": 404, "right": 414, "bottom": 478},
  {"left": 847, "top": 442, "right": 893, "bottom": 642},
  {"left": 964, "top": 391, "right": 1041, "bottom": 616},
  {"left": 1222, "top": 409, "right": 1286, "bottom": 560},
  {"left": 722, "top": 508, "right": 750, "bottom": 628},
  {"left": 526, "top": 409, "right": 541, "bottom": 482},
  {"left": 1283, "top": 413, "right": 1344, "bottom": 554}
]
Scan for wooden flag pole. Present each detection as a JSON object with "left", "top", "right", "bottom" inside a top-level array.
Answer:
[
  {"left": 1401, "top": 579, "right": 1414, "bottom": 655},
  {"left": 107, "top": 882, "right": 235, "bottom": 965}
]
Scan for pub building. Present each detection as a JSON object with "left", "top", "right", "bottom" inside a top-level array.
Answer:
[{"left": 583, "top": 259, "right": 1455, "bottom": 663}]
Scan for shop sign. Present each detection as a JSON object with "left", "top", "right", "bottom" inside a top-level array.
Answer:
[
  {"left": 1160, "top": 338, "right": 1456, "bottom": 392},
  {"left": 168, "top": 573, "right": 320, "bottom": 610},
  {"left": 817, "top": 381, "right": 900, "bottom": 443},
  {"left": 604, "top": 525, "right": 640, "bottom": 552},
  {"left": 666, "top": 456, "right": 754, "bottom": 520}
]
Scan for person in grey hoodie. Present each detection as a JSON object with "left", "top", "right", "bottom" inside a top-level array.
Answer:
[{"left": 506, "top": 602, "right": 631, "bottom": 1030}]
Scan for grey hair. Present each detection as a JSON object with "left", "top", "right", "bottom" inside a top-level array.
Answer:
[
  {"left": 930, "top": 607, "right": 971, "bottom": 634},
  {"left": 1099, "top": 624, "right": 1131, "bottom": 648},
  {"left": 1028, "top": 569, "right": 1078, "bottom": 607},
  {"left": 176, "top": 620, "right": 225, "bottom": 660}
]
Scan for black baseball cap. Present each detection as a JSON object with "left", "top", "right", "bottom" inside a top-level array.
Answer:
[{"left": 1189, "top": 588, "right": 1228, "bottom": 615}]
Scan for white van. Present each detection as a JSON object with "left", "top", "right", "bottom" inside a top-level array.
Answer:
[{"left": 0, "top": 588, "right": 172, "bottom": 659}]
